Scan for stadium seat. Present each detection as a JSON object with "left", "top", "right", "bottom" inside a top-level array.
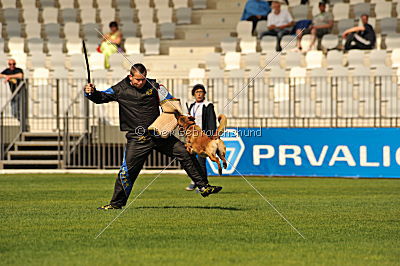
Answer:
[
  {"left": 80, "top": 9, "right": 97, "bottom": 24},
  {"left": 98, "top": 8, "right": 117, "bottom": 24},
  {"left": 123, "top": 54, "right": 144, "bottom": 69},
  {"left": 290, "top": 5, "right": 309, "bottom": 20},
  {"left": 379, "top": 17, "right": 397, "bottom": 34},
  {"left": 353, "top": 3, "right": 371, "bottom": 18},
  {"left": 375, "top": 2, "right": 393, "bottom": 20},
  {"left": 391, "top": 48, "right": 400, "bottom": 67},
  {"left": 176, "top": 7, "right": 191, "bottom": 24},
  {"left": 0, "top": 38, "right": 4, "bottom": 53},
  {"left": 27, "top": 38, "right": 44, "bottom": 54},
  {"left": 22, "top": 8, "right": 39, "bottom": 24},
  {"left": 121, "top": 22, "right": 138, "bottom": 37},
  {"left": 157, "top": 7, "right": 173, "bottom": 23},
  {"left": 192, "top": 0, "right": 207, "bottom": 9},
  {"left": 347, "top": 49, "right": 366, "bottom": 67},
  {"left": 189, "top": 68, "right": 205, "bottom": 84},
  {"left": 41, "top": 7, "right": 59, "bottom": 23},
  {"left": 25, "top": 23, "right": 42, "bottom": 39},
  {"left": 82, "top": 23, "right": 103, "bottom": 42},
  {"left": 337, "top": 19, "right": 355, "bottom": 35},
  {"left": 43, "top": 23, "right": 61, "bottom": 39},
  {"left": 78, "top": 0, "right": 94, "bottom": 9},
  {"left": 29, "top": 52, "right": 47, "bottom": 69},
  {"left": 60, "top": 8, "right": 78, "bottom": 23},
  {"left": 66, "top": 38, "right": 82, "bottom": 54},
  {"left": 97, "top": 0, "right": 113, "bottom": 8},
  {"left": 385, "top": 33, "right": 400, "bottom": 50},
  {"left": 243, "top": 53, "right": 260, "bottom": 70},
  {"left": 221, "top": 37, "right": 238, "bottom": 53},
  {"left": 236, "top": 21, "right": 252, "bottom": 39},
  {"left": 160, "top": 22, "right": 176, "bottom": 39},
  {"left": 1, "top": 0, "right": 16, "bottom": 8},
  {"left": 332, "top": 3, "right": 349, "bottom": 20},
  {"left": 154, "top": 0, "right": 169, "bottom": 8},
  {"left": 143, "top": 38, "right": 160, "bottom": 55},
  {"left": 1, "top": 8, "right": 20, "bottom": 22},
  {"left": 68, "top": 54, "right": 83, "bottom": 69},
  {"left": 369, "top": 50, "right": 387, "bottom": 67},
  {"left": 135, "top": 0, "right": 151, "bottom": 8},
  {"left": 118, "top": 9, "right": 135, "bottom": 23},
  {"left": 47, "top": 38, "right": 65, "bottom": 54},
  {"left": 349, "top": 0, "right": 364, "bottom": 4},
  {"left": 137, "top": 8, "right": 154, "bottom": 23},
  {"left": 260, "top": 36, "right": 276, "bottom": 52},
  {"left": 224, "top": 52, "right": 241, "bottom": 70},
  {"left": 240, "top": 37, "right": 257, "bottom": 54},
  {"left": 48, "top": 51, "right": 67, "bottom": 68},
  {"left": 108, "top": 53, "right": 123, "bottom": 69},
  {"left": 89, "top": 53, "right": 105, "bottom": 70},
  {"left": 281, "top": 35, "right": 297, "bottom": 50},
  {"left": 58, "top": 0, "right": 75, "bottom": 9},
  {"left": 205, "top": 52, "right": 221, "bottom": 69},
  {"left": 140, "top": 22, "right": 157, "bottom": 39},
  {"left": 327, "top": 50, "right": 344, "bottom": 66},
  {"left": 124, "top": 37, "right": 141, "bottom": 54},
  {"left": 38, "top": 0, "right": 56, "bottom": 8},
  {"left": 305, "top": 50, "right": 323, "bottom": 69},
  {"left": 8, "top": 37, "right": 25, "bottom": 54},
  {"left": 255, "top": 20, "right": 268, "bottom": 36},
  {"left": 4, "top": 22, "right": 22, "bottom": 38},
  {"left": 283, "top": 51, "right": 303, "bottom": 68},
  {"left": 64, "top": 22, "right": 80, "bottom": 39},
  {"left": 173, "top": 0, "right": 188, "bottom": 8}
]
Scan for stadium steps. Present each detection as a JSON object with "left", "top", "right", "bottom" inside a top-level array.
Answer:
[{"left": 1, "top": 132, "right": 80, "bottom": 169}]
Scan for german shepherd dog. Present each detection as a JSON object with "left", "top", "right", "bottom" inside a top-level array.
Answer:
[{"left": 175, "top": 113, "right": 228, "bottom": 175}]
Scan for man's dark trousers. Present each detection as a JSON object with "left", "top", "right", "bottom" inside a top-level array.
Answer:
[{"left": 110, "top": 133, "right": 208, "bottom": 207}]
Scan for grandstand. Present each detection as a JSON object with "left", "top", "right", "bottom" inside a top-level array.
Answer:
[{"left": 0, "top": 0, "right": 400, "bottom": 169}]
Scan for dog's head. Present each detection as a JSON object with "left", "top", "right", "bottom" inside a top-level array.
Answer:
[{"left": 175, "top": 111, "right": 196, "bottom": 129}]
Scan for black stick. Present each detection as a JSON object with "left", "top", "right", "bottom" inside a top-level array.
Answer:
[{"left": 82, "top": 40, "right": 91, "bottom": 84}]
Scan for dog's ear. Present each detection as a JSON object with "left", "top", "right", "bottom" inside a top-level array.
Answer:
[{"left": 188, "top": 116, "right": 195, "bottom": 121}]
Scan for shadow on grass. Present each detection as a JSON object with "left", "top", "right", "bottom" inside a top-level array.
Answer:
[{"left": 135, "top": 206, "right": 243, "bottom": 211}]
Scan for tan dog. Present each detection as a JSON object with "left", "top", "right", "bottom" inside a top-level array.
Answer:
[{"left": 176, "top": 113, "right": 228, "bottom": 175}]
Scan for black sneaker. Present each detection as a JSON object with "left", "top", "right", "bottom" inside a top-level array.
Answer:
[
  {"left": 97, "top": 204, "right": 122, "bottom": 210},
  {"left": 199, "top": 185, "right": 223, "bottom": 197}
]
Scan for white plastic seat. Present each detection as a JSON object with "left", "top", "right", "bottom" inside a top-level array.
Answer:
[
  {"left": 124, "top": 37, "right": 141, "bottom": 54},
  {"left": 236, "top": 21, "right": 252, "bottom": 39},
  {"left": 221, "top": 37, "right": 237, "bottom": 53},
  {"left": 98, "top": 8, "right": 116, "bottom": 24},
  {"left": 58, "top": 0, "right": 75, "bottom": 8},
  {"left": 1, "top": 0, "right": 16, "bottom": 8},
  {"left": 121, "top": 22, "right": 138, "bottom": 37},
  {"left": 137, "top": 8, "right": 154, "bottom": 23},
  {"left": 118, "top": 8, "right": 135, "bottom": 22},
  {"left": 66, "top": 38, "right": 82, "bottom": 54},
  {"left": 260, "top": 36, "right": 276, "bottom": 52},
  {"left": 243, "top": 53, "right": 260, "bottom": 70},
  {"left": 240, "top": 37, "right": 257, "bottom": 54},
  {"left": 41, "top": 7, "right": 58, "bottom": 23},
  {"left": 283, "top": 51, "right": 303, "bottom": 68},
  {"left": 369, "top": 50, "right": 387, "bottom": 67},
  {"left": 4, "top": 23, "right": 22, "bottom": 38},
  {"left": 79, "top": 0, "right": 94, "bottom": 9},
  {"left": 305, "top": 50, "right": 323, "bottom": 69},
  {"left": 157, "top": 7, "right": 173, "bottom": 23},
  {"left": 189, "top": 68, "right": 205, "bottom": 85},
  {"left": 347, "top": 49, "right": 366, "bottom": 67},
  {"left": 140, "top": 22, "right": 157, "bottom": 39},
  {"left": 43, "top": 23, "right": 61, "bottom": 39},
  {"left": 2, "top": 8, "right": 20, "bottom": 22},
  {"left": 135, "top": 0, "right": 151, "bottom": 8},
  {"left": 60, "top": 8, "right": 78, "bottom": 23},
  {"left": 281, "top": 35, "right": 297, "bottom": 50},
  {"left": 25, "top": 23, "right": 41, "bottom": 39},
  {"left": 8, "top": 37, "right": 25, "bottom": 54},
  {"left": 337, "top": 19, "right": 355, "bottom": 35},
  {"left": 204, "top": 53, "right": 221, "bottom": 69},
  {"left": 391, "top": 48, "right": 400, "bottom": 67},
  {"left": 385, "top": 33, "right": 400, "bottom": 50},
  {"left": 224, "top": 52, "right": 241, "bottom": 70},
  {"left": 97, "top": 0, "right": 113, "bottom": 8},
  {"left": 89, "top": 53, "right": 105, "bottom": 70},
  {"left": 47, "top": 38, "right": 64, "bottom": 54},
  {"left": 154, "top": 0, "right": 169, "bottom": 8},
  {"left": 192, "top": 0, "right": 207, "bottom": 9},
  {"left": 27, "top": 38, "right": 44, "bottom": 54},
  {"left": 108, "top": 54, "right": 123, "bottom": 69},
  {"left": 80, "top": 9, "right": 97, "bottom": 24},
  {"left": 38, "top": 0, "right": 56, "bottom": 8},
  {"left": 22, "top": 8, "right": 39, "bottom": 24},
  {"left": 353, "top": 3, "right": 371, "bottom": 18},
  {"left": 380, "top": 17, "right": 397, "bottom": 34},
  {"left": 173, "top": 0, "right": 188, "bottom": 8},
  {"left": 64, "top": 22, "right": 80, "bottom": 39},
  {"left": 29, "top": 52, "right": 47, "bottom": 69},
  {"left": 327, "top": 50, "right": 343, "bottom": 66},
  {"left": 290, "top": 5, "right": 309, "bottom": 20}
]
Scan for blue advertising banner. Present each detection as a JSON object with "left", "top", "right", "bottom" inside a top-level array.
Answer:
[{"left": 207, "top": 128, "right": 400, "bottom": 178}]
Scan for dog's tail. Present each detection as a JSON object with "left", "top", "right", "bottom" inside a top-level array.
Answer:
[{"left": 215, "top": 114, "right": 227, "bottom": 138}]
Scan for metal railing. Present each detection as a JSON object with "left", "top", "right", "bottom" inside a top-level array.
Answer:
[{"left": 1, "top": 75, "right": 399, "bottom": 169}]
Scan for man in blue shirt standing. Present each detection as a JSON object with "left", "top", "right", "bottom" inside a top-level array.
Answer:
[{"left": 241, "top": 0, "right": 271, "bottom": 34}]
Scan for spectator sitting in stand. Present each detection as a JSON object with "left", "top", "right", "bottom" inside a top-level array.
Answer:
[
  {"left": 241, "top": 0, "right": 271, "bottom": 35},
  {"left": 294, "top": 1, "right": 333, "bottom": 52},
  {"left": 259, "top": 0, "right": 294, "bottom": 52},
  {"left": 342, "top": 14, "right": 376, "bottom": 51},
  {"left": 98, "top": 21, "right": 123, "bottom": 69}
]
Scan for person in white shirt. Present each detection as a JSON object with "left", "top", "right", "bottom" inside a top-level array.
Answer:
[
  {"left": 259, "top": 0, "right": 294, "bottom": 51},
  {"left": 185, "top": 84, "right": 217, "bottom": 191}
]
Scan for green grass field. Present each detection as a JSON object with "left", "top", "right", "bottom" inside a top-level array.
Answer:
[{"left": 1, "top": 174, "right": 399, "bottom": 265}]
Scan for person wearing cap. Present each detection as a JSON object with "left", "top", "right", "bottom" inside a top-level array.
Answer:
[
  {"left": 295, "top": 1, "right": 333, "bottom": 52},
  {"left": 185, "top": 84, "right": 217, "bottom": 191},
  {"left": 241, "top": 0, "right": 271, "bottom": 35},
  {"left": 259, "top": 0, "right": 294, "bottom": 51},
  {"left": 342, "top": 14, "right": 376, "bottom": 51}
]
